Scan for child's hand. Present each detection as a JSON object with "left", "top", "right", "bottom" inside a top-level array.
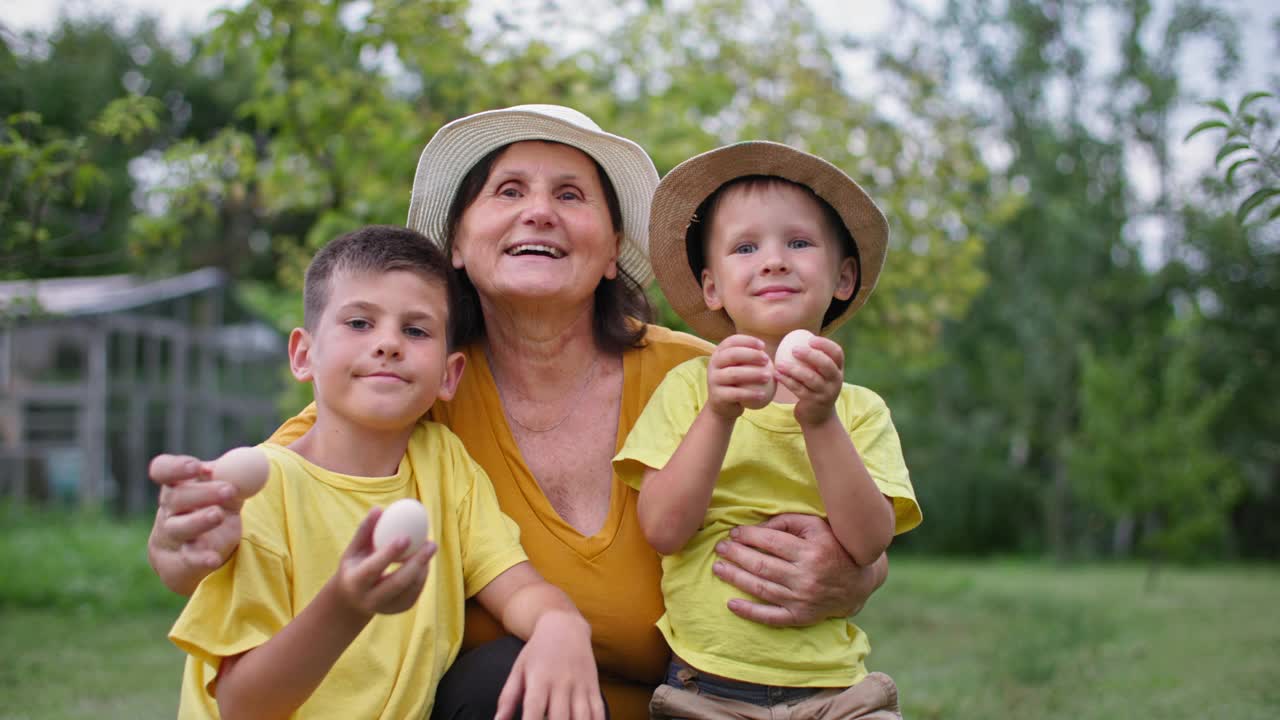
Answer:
[
  {"left": 495, "top": 611, "right": 605, "bottom": 720},
  {"left": 707, "top": 334, "right": 775, "bottom": 418},
  {"left": 775, "top": 334, "right": 845, "bottom": 426},
  {"left": 333, "top": 507, "right": 436, "bottom": 617}
]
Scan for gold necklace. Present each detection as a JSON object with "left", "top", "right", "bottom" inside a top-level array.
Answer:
[{"left": 488, "top": 350, "right": 600, "bottom": 434}]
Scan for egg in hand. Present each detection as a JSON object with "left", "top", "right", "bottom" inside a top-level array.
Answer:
[
  {"left": 374, "top": 499, "right": 430, "bottom": 561},
  {"left": 211, "top": 446, "right": 269, "bottom": 499},
  {"left": 774, "top": 329, "right": 816, "bottom": 368}
]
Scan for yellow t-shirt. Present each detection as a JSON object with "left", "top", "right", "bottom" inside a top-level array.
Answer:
[
  {"left": 613, "top": 356, "right": 922, "bottom": 688},
  {"left": 169, "top": 423, "right": 527, "bottom": 719},
  {"left": 269, "top": 324, "right": 713, "bottom": 720}
]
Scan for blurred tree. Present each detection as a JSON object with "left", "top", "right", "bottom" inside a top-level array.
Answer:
[
  {"left": 1070, "top": 335, "right": 1240, "bottom": 580},
  {"left": 1170, "top": 86, "right": 1280, "bottom": 559},
  {"left": 0, "top": 16, "right": 253, "bottom": 278},
  {"left": 0, "top": 98, "right": 159, "bottom": 281},
  {"left": 1171, "top": 206, "right": 1280, "bottom": 559},
  {"left": 867, "top": 0, "right": 1242, "bottom": 558}
]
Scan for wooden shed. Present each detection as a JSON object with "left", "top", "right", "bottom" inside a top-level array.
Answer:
[{"left": 0, "top": 268, "right": 286, "bottom": 513}]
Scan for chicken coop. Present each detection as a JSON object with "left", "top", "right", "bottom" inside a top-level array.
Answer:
[{"left": 0, "top": 268, "right": 286, "bottom": 513}]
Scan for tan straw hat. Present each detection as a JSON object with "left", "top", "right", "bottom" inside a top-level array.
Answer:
[
  {"left": 649, "top": 141, "right": 889, "bottom": 342},
  {"left": 406, "top": 104, "right": 660, "bottom": 287}
]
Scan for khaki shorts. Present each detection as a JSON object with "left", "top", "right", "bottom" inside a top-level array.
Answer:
[{"left": 649, "top": 671, "right": 902, "bottom": 720}]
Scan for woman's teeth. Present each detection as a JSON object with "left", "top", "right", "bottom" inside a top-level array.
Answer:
[{"left": 508, "top": 244, "right": 564, "bottom": 258}]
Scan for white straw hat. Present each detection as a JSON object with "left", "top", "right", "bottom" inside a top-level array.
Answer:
[
  {"left": 650, "top": 141, "right": 889, "bottom": 343},
  {"left": 406, "top": 104, "right": 660, "bottom": 287}
]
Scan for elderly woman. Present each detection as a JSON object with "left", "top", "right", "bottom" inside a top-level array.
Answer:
[{"left": 147, "top": 105, "right": 889, "bottom": 720}]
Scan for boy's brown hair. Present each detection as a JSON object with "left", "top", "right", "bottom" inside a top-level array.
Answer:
[{"left": 303, "top": 225, "right": 461, "bottom": 347}]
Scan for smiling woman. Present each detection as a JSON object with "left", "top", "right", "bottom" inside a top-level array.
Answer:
[
  {"left": 146, "top": 105, "right": 890, "bottom": 720},
  {"left": 446, "top": 141, "right": 634, "bottom": 349}
]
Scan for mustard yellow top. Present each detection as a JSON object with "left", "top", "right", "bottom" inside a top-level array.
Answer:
[
  {"left": 614, "top": 356, "right": 922, "bottom": 687},
  {"left": 170, "top": 424, "right": 527, "bottom": 719},
  {"left": 270, "top": 324, "right": 712, "bottom": 720}
]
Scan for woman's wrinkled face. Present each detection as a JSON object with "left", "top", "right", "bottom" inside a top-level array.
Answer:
[{"left": 451, "top": 141, "right": 621, "bottom": 308}]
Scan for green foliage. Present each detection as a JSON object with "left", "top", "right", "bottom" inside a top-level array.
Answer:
[
  {"left": 1, "top": 15, "right": 256, "bottom": 279},
  {"left": 1186, "top": 91, "right": 1280, "bottom": 224},
  {"left": 871, "top": 0, "right": 1263, "bottom": 559},
  {"left": 1070, "top": 336, "right": 1241, "bottom": 561},
  {"left": 1167, "top": 208, "right": 1280, "bottom": 558},
  {"left": 0, "top": 505, "right": 183, "bottom": 613},
  {"left": 90, "top": 95, "right": 163, "bottom": 143},
  {"left": 0, "top": 100, "right": 161, "bottom": 279},
  {"left": 0, "top": 112, "right": 101, "bottom": 275}
]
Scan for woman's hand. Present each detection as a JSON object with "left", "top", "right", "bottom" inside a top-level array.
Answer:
[
  {"left": 712, "top": 513, "right": 888, "bottom": 625},
  {"left": 147, "top": 454, "right": 242, "bottom": 596},
  {"left": 496, "top": 611, "right": 605, "bottom": 720}
]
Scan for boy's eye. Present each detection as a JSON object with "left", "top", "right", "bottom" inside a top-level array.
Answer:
[
  {"left": 403, "top": 326, "right": 429, "bottom": 339},
  {"left": 346, "top": 318, "right": 371, "bottom": 330},
  {"left": 732, "top": 243, "right": 756, "bottom": 255},
  {"left": 788, "top": 237, "right": 814, "bottom": 249}
]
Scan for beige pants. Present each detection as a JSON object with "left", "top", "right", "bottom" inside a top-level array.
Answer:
[{"left": 649, "top": 671, "right": 903, "bottom": 720}]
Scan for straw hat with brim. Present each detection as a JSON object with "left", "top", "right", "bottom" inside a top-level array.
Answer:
[
  {"left": 406, "top": 104, "right": 660, "bottom": 288},
  {"left": 649, "top": 141, "right": 889, "bottom": 343}
]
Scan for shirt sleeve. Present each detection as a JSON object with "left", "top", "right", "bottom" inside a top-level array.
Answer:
[
  {"left": 848, "top": 390, "right": 922, "bottom": 535},
  {"left": 612, "top": 358, "right": 706, "bottom": 491},
  {"left": 449, "top": 438, "right": 528, "bottom": 598},
  {"left": 168, "top": 461, "right": 292, "bottom": 690}
]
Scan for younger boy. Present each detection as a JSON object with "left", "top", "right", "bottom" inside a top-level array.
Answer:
[
  {"left": 168, "top": 225, "right": 603, "bottom": 720},
  {"left": 614, "top": 143, "right": 923, "bottom": 719}
]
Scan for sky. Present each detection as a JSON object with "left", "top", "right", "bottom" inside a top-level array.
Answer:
[{"left": 9, "top": 0, "right": 1273, "bottom": 94}]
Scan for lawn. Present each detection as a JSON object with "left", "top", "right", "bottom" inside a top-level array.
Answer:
[
  {"left": 2, "top": 512, "right": 1277, "bottom": 719},
  {"left": 858, "top": 559, "right": 1280, "bottom": 719}
]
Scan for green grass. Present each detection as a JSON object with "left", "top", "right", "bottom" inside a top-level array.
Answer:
[
  {"left": 0, "top": 610, "right": 181, "bottom": 719},
  {"left": 859, "top": 559, "right": 1280, "bottom": 719},
  {"left": 1, "top": 508, "right": 184, "bottom": 718},
  {"left": 0, "top": 507, "right": 183, "bottom": 613},
  {"left": 2, "top": 511, "right": 1277, "bottom": 719}
]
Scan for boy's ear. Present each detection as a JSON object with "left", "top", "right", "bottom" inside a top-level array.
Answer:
[
  {"left": 833, "top": 256, "right": 858, "bottom": 302},
  {"left": 701, "top": 268, "right": 724, "bottom": 311},
  {"left": 436, "top": 351, "right": 467, "bottom": 402},
  {"left": 288, "top": 328, "right": 315, "bottom": 383}
]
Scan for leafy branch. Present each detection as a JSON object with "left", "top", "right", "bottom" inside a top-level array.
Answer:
[
  {"left": 1, "top": 96, "right": 162, "bottom": 277},
  {"left": 1185, "top": 91, "right": 1280, "bottom": 225}
]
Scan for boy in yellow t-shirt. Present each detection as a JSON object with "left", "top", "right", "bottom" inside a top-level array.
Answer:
[
  {"left": 614, "top": 143, "right": 922, "bottom": 719},
  {"left": 168, "top": 225, "right": 604, "bottom": 720}
]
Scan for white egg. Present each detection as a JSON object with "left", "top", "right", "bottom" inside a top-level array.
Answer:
[
  {"left": 775, "top": 329, "right": 816, "bottom": 368},
  {"left": 374, "top": 499, "right": 430, "bottom": 561},
  {"left": 212, "top": 446, "right": 269, "bottom": 499}
]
